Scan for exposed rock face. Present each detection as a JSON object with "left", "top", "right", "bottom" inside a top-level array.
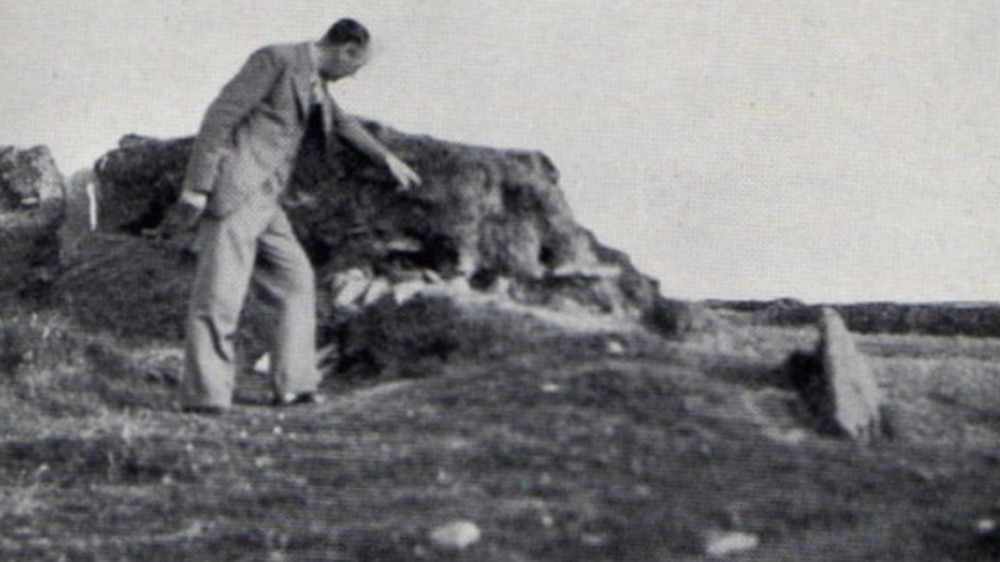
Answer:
[
  {"left": 0, "top": 145, "right": 66, "bottom": 304},
  {"left": 93, "top": 122, "right": 685, "bottom": 336},
  {"left": 93, "top": 134, "right": 191, "bottom": 233},
  {"left": 786, "top": 307, "right": 884, "bottom": 442},
  {"left": 0, "top": 145, "right": 65, "bottom": 210}
]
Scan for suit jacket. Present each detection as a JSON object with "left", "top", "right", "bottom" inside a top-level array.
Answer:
[{"left": 183, "top": 42, "right": 336, "bottom": 217}]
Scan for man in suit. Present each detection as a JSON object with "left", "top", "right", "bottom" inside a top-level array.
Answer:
[{"left": 171, "top": 18, "right": 421, "bottom": 414}]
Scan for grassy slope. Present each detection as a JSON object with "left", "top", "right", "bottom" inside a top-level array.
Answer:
[{"left": 0, "top": 308, "right": 999, "bottom": 561}]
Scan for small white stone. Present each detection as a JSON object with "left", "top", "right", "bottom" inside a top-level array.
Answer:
[
  {"left": 362, "top": 277, "right": 392, "bottom": 305},
  {"left": 393, "top": 280, "right": 427, "bottom": 304},
  {"left": 253, "top": 353, "right": 271, "bottom": 375},
  {"left": 976, "top": 518, "right": 997, "bottom": 534},
  {"left": 429, "top": 520, "right": 482, "bottom": 550},
  {"left": 445, "top": 276, "right": 471, "bottom": 294},
  {"left": 606, "top": 339, "right": 626, "bottom": 355},
  {"left": 489, "top": 276, "right": 513, "bottom": 295},
  {"left": 330, "top": 268, "right": 371, "bottom": 309},
  {"left": 541, "top": 383, "right": 561, "bottom": 393},
  {"left": 704, "top": 531, "right": 759, "bottom": 557}
]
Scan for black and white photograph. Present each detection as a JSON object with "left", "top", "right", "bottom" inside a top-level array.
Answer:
[{"left": 1, "top": 1, "right": 999, "bottom": 559}]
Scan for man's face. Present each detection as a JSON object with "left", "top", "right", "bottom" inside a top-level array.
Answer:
[{"left": 317, "top": 42, "right": 370, "bottom": 81}]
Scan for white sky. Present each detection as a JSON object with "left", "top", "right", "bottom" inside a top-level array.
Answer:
[{"left": 2, "top": 1, "right": 999, "bottom": 303}]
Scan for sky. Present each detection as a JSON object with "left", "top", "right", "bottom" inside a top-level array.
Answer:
[{"left": 2, "top": 1, "right": 999, "bottom": 303}]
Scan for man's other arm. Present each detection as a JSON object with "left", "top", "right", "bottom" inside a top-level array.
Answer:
[{"left": 182, "top": 48, "right": 280, "bottom": 196}]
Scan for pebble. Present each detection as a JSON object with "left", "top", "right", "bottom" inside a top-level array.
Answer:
[
  {"left": 606, "top": 339, "right": 626, "bottom": 355},
  {"left": 429, "top": 520, "right": 482, "bottom": 550},
  {"left": 703, "top": 531, "right": 759, "bottom": 557}
]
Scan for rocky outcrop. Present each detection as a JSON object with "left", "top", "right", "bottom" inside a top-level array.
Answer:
[
  {"left": 785, "top": 308, "right": 885, "bottom": 442},
  {"left": 0, "top": 145, "right": 67, "bottom": 304},
  {"left": 93, "top": 134, "right": 191, "bottom": 233},
  {"left": 0, "top": 145, "right": 65, "bottom": 210},
  {"left": 93, "top": 121, "right": 686, "bottom": 336}
]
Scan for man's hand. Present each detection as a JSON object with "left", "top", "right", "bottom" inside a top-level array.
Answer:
[
  {"left": 385, "top": 154, "right": 422, "bottom": 192},
  {"left": 145, "top": 190, "right": 207, "bottom": 242}
]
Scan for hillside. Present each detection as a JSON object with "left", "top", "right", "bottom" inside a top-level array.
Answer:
[
  {"left": 1, "top": 302, "right": 1000, "bottom": 560},
  {"left": 1, "top": 137, "right": 999, "bottom": 560}
]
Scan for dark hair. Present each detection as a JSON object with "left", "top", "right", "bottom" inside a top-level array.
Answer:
[{"left": 324, "top": 18, "right": 370, "bottom": 46}]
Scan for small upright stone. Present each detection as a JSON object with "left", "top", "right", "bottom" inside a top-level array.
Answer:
[{"left": 789, "top": 307, "right": 884, "bottom": 442}]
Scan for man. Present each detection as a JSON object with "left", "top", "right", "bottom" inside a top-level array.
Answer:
[{"left": 170, "top": 18, "right": 421, "bottom": 414}]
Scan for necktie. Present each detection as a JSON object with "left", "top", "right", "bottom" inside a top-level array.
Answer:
[{"left": 311, "top": 78, "right": 334, "bottom": 137}]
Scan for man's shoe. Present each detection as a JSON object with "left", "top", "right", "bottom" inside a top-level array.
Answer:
[
  {"left": 273, "top": 392, "right": 325, "bottom": 407},
  {"left": 182, "top": 404, "right": 228, "bottom": 416}
]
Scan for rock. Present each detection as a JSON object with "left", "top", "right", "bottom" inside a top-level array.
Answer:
[
  {"left": 58, "top": 169, "right": 98, "bottom": 264},
  {"left": 429, "top": 520, "right": 482, "bottom": 550},
  {"left": 253, "top": 353, "right": 271, "bottom": 375},
  {"left": 93, "top": 135, "right": 192, "bottom": 233},
  {"left": 702, "top": 530, "right": 759, "bottom": 557},
  {"left": 605, "top": 338, "right": 627, "bottom": 355},
  {"left": 0, "top": 145, "right": 67, "bottom": 302},
  {"left": 392, "top": 279, "right": 428, "bottom": 304},
  {"left": 90, "top": 122, "right": 687, "bottom": 337},
  {"left": 0, "top": 145, "right": 65, "bottom": 211},
  {"left": 787, "top": 307, "right": 884, "bottom": 441},
  {"left": 329, "top": 267, "right": 372, "bottom": 311},
  {"left": 976, "top": 517, "right": 1000, "bottom": 553}
]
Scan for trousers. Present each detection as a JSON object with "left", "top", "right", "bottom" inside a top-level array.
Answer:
[{"left": 182, "top": 190, "right": 318, "bottom": 408}]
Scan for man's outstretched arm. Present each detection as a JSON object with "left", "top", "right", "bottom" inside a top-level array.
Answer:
[{"left": 327, "top": 89, "right": 422, "bottom": 191}]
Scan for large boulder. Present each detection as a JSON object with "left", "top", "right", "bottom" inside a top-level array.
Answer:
[
  {"left": 0, "top": 145, "right": 65, "bottom": 210},
  {"left": 93, "top": 134, "right": 191, "bottom": 233},
  {"left": 93, "top": 120, "right": 683, "bottom": 337},
  {"left": 0, "top": 145, "right": 66, "bottom": 304}
]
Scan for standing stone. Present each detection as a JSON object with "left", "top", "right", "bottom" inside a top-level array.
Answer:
[{"left": 788, "top": 307, "right": 883, "bottom": 441}]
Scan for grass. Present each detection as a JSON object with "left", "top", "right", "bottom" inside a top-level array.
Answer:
[{"left": 0, "top": 306, "right": 998, "bottom": 560}]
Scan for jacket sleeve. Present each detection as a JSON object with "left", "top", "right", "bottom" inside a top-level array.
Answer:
[{"left": 182, "top": 47, "right": 280, "bottom": 194}]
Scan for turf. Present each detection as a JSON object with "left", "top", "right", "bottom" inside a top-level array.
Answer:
[{"left": 0, "top": 306, "right": 998, "bottom": 561}]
